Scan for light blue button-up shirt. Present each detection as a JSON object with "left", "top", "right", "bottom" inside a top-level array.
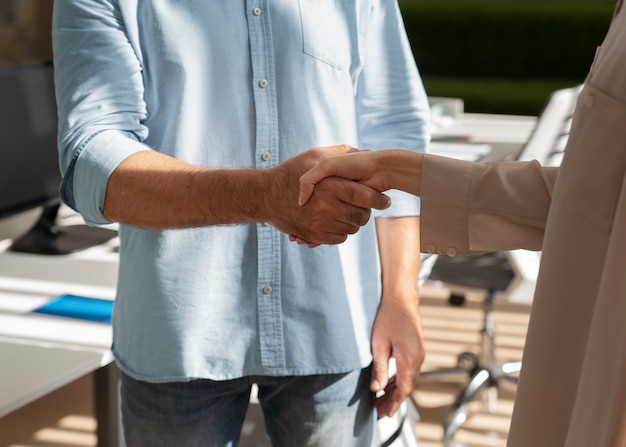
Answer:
[{"left": 53, "top": 0, "right": 430, "bottom": 382}]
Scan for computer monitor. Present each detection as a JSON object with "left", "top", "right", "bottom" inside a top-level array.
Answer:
[{"left": 0, "top": 61, "right": 116, "bottom": 255}]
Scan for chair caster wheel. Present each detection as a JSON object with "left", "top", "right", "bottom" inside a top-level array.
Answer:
[
  {"left": 457, "top": 352, "right": 478, "bottom": 370},
  {"left": 449, "top": 294, "right": 466, "bottom": 306}
]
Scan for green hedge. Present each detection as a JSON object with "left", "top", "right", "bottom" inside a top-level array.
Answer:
[
  {"left": 398, "top": 0, "right": 616, "bottom": 114},
  {"left": 422, "top": 77, "right": 583, "bottom": 116}
]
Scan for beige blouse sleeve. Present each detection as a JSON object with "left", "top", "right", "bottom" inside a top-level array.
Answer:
[{"left": 420, "top": 154, "right": 558, "bottom": 256}]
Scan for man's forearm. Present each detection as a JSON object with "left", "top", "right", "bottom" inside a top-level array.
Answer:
[
  {"left": 103, "top": 150, "right": 276, "bottom": 230},
  {"left": 376, "top": 216, "right": 421, "bottom": 300},
  {"left": 101, "top": 146, "right": 389, "bottom": 244}
]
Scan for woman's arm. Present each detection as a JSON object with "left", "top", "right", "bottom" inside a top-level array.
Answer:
[
  {"left": 420, "top": 154, "right": 557, "bottom": 254},
  {"left": 299, "top": 150, "right": 559, "bottom": 253}
]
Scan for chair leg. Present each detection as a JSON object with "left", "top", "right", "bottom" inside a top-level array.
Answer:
[
  {"left": 500, "top": 360, "right": 522, "bottom": 383},
  {"left": 418, "top": 289, "right": 521, "bottom": 445},
  {"left": 419, "top": 366, "right": 473, "bottom": 383},
  {"left": 442, "top": 367, "right": 491, "bottom": 443}
]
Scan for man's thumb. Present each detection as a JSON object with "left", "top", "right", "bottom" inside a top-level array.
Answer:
[{"left": 370, "top": 355, "right": 390, "bottom": 393}]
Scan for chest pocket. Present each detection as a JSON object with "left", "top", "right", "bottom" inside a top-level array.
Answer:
[
  {"left": 556, "top": 84, "right": 626, "bottom": 232},
  {"left": 298, "top": 0, "right": 352, "bottom": 70}
]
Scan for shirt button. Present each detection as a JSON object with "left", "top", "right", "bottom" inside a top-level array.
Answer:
[
  {"left": 446, "top": 248, "right": 457, "bottom": 257},
  {"left": 252, "top": 7, "right": 262, "bottom": 16},
  {"left": 261, "top": 151, "right": 272, "bottom": 161},
  {"left": 424, "top": 245, "right": 435, "bottom": 254},
  {"left": 262, "top": 285, "right": 273, "bottom": 294},
  {"left": 584, "top": 94, "right": 594, "bottom": 108},
  {"left": 258, "top": 79, "right": 268, "bottom": 89}
]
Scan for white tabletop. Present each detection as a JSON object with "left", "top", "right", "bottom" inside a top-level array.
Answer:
[
  {"left": 432, "top": 112, "right": 536, "bottom": 145},
  {"left": 0, "top": 336, "right": 112, "bottom": 418},
  {"left": 0, "top": 234, "right": 118, "bottom": 417}
]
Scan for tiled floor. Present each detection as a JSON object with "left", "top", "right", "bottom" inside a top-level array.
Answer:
[
  {"left": 412, "top": 286, "right": 530, "bottom": 447},
  {"left": 0, "top": 285, "right": 530, "bottom": 447},
  {"left": 0, "top": 373, "right": 97, "bottom": 447}
]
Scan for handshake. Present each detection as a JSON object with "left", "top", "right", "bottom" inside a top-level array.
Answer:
[{"left": 270, "top": 144, "right": 423, "bottom": 247}]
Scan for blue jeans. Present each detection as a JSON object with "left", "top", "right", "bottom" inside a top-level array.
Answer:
[{"left": 120, "top": 366, "right": 375, "bottom": 447}]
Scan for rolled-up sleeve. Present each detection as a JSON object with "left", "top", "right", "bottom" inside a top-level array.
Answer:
[
  {"left": 421, "top": 154, "right": 558, "bottom": 255},
  {"left": 53, "top": 0, "right": 150, "bottom": 225}
]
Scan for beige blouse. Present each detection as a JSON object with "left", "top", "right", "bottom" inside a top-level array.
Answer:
[{"left": 420, "top": 2, "right": 626, "bottom": 445}]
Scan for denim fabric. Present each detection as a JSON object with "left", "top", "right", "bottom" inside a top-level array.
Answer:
[{"left": 121, "top": 366, "right": 375, "bottom": 447}]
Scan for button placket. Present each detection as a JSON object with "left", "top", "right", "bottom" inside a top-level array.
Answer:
[{"left": 247, "top": 0, "right": 284, "bottom": 367}]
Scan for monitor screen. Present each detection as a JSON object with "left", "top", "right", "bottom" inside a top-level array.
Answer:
[
  {"left": 0, "top": 61, "right": 61, "bottom": 219},
  {"left": 0, "top": 61, "right": 116, "bottom": 254}
]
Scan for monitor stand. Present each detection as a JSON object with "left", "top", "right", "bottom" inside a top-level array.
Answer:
[{"left": 9, "top": 203, "right": 117, "bottom": 255}]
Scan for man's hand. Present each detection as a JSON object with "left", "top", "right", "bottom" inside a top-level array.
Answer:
[
  {"left": 265, "top": 145, "right": 391, "bottom": 245},
  {"left": 299, "top": 149, "right": 424, "bottom": 206},
  {"left": 371, "top": 217, "right": 425, "bottom": 418},
  {"left": 299, "top": 150, "right": 391, "bottom": 206},
  {"left": 370, "top": 294, "right": 425, "bottom": 418}
]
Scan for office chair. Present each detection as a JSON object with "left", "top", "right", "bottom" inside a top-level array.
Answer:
[{"left": 418, "top": 85, "right": 582, "bottom": 446}]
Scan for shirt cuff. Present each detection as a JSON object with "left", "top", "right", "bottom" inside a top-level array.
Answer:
[
  {"left": 420, "top": 154, "right": 473, "bottom": 256},
  {"left": 70, "top": 130, "right": 151, "bottom": 226}
]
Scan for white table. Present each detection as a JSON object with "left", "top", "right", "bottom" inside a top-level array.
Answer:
[
  {"left": 432, "top": 111, "right": 537, "bottom": 161},
  {"left": 0, "top": 337, "right": 108, "bottom": 417},
  {"left": 0, "top": 236, "right": 121, "bottom": 445},
  {"left": 433, "top": 112, "right": 536, "bottom": 143}
]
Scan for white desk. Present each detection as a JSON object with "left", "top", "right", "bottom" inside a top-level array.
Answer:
[
  {"left": 433, "top": 112, "right": 536, "bottom": 144},
  {"left": 0, "top": 337, "right": 108, "bottom": 418},
  {"left": 432, "top": 112, "right": 537, "bottom": 161},
  {"left": 0, "top": 235, "right": 120, "bottom": 445}
]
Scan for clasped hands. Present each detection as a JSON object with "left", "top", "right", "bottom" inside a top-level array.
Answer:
[{"left": 277, "top": 144, "right": 407, "bottom": 247}]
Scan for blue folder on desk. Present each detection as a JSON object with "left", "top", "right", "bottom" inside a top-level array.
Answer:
[{"left": 32, "top": 295, "right": 114, "bottom": 324}]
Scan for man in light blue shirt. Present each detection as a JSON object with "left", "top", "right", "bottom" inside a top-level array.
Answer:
[{"left": 53, "top": 0, "right": 431, "bottom": 445}]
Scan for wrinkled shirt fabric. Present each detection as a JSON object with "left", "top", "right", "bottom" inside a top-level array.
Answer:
[{"left": 52, "top": 0, "right": 430, "bottom": 381}]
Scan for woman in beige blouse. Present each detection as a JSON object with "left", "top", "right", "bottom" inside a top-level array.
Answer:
[{"left": 298, "top": 2, "right": 626, "bottom": 445}]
